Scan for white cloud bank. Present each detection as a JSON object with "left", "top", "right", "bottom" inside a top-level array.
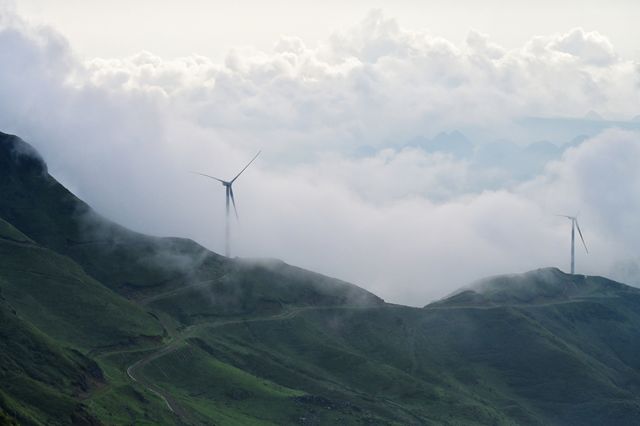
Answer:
[{"left": 1, "top": 5, "right": 640, "bottom": 304}]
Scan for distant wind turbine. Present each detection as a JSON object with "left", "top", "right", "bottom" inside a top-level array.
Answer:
[
  {"left": 557, "top": 215, "right": 588, "bottom": 274},
  {"left": 192, "top": 151, "right": 261, "bottom": 257}
]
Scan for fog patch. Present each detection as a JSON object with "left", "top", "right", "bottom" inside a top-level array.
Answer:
[{"left": 609, "top": 259, "right": 640, "bottom": 287}]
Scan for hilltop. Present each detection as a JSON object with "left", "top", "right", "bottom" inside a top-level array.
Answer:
[
  {"left": 430, "top": 267, "right": 634, "bottom": 307},
  {"left": 2, "top": 131, "right": 640, "bottom": 425}
]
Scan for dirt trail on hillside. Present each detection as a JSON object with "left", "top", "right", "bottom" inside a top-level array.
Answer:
[
  {"left": 112, "top": 304, "right": 389, "bottom": 424},
  {"left": 122, "top": 306, "right": 319, "bottom": 424}
]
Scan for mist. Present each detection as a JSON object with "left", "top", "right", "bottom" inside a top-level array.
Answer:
[{"left": 1, "top": 4, "right": 640, "bottom": 305}]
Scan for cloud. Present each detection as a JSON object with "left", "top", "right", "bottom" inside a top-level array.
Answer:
[
  {"left": 1, "top": 8, "right": 640, "bottom": 305},
  {"left": 550, "top": 28, "right": 618, "bottom": 66},
  {"left": 66, "top": 11, "right": 640, "bottom": 148},
  {"left": 466, "top": 30, "right": 506, "bottom": 60}
]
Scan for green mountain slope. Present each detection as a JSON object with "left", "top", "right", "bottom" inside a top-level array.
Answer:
[
  {"left": 139, "top": 286, "right": 640, "bottom": 425},
  {"left": 2, "top": 131, "right": 640, "bottom": 425},
  {"left": 0, "top": 131, "right": 225, "bottom": 300},
  {"left": 0, "top": 291, "right": 102, "bottom": 426},
  {"left": 0, "top": 217, "right": 163, "bottom": 349},
  {"left": 0, "top": 215, "right": 174, "bottom": 424}
]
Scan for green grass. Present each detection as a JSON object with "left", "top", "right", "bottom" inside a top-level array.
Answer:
[
  {"left": 0, "top": 217, "right": 33, "bottom": 243},
  {"left": 165, "top": 301, "right": 640, "bottom": 425},
  {"left": 140, "top": 343, "right": 392, "bottom": 425},
  {"left": 0, "top": 294, "right": 101, "bottom": 425},
  {"left": 0, "top": 238, "right": 163, "bottom": 350},
  {"left": 184, "top": 308, "right": 511, "bottom": 424}
]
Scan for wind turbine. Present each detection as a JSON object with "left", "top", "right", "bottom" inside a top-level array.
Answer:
[
  {"left": 192, "top": 151, "right": 261, "bottom": 257},
  {"left": 557, "top": 215, "right": 588, "bottom": 274}
]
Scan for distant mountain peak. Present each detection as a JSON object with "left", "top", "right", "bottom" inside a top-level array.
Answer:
[
  {"left": 409, "top": 129, "right": 474, "bottom": 157},
  {"left": 433, "top": 129, "right": 469, "bottom": 143},
  {"left": 584, "top": 110, "right": 604, "bottom": 121}
]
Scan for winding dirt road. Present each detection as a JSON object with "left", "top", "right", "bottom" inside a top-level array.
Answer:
[{"left": 122, "top": 306, "right": 316, "bottom": 424}]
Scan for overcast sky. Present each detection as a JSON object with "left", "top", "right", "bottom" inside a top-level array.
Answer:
[
  {"left": 15, "top": 0, "right": 640, "bottom": 61},
  {"left": 2, "top": 0, "right": 640, "bottom": 305}
]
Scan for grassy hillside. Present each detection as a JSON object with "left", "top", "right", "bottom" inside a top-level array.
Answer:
[
  {"left": 0, "top": 217, "right": 33, "bottom": 243},
  {"left": 0, "top": 289, "right": 102, "bottom": 425},
  {"left": 0, "top": 218, "right": 163, "bottom": 350},
  {"left": 97, "top": 269, "right": 640, "bottom": 424},
  {"left": 3, "top": 131, "right": 640, "bottom": 425},
  {"left": 0, "top": 215, "right": 180, "bottom": 424},
  {"left": 145, "top": 259, "right": 382, "bottom": 325},
  {"left": 140, "top": 295, "right": 640, "bottom": 425}
]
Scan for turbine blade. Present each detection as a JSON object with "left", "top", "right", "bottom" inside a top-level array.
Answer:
[
  {"left": 230, "top": 151, "right": 261, "bottom": 184},
  {"left": 229, "top": 186, "right": 239, "bottom": 220},
  {"left": 555, "top": 214, "right": 574, "bottom": 219},
  {"left": 575, "top": 219, "right": 588, "bottom": 253},
  {"left": 190, "top": 171, "right": 227, "bottom": 184}
]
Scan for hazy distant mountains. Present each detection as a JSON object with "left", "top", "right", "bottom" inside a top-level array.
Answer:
[
  {"left": 520, "top": 115, "right": 640, "bottom": 142},
  {"left": 408, "top": 130, "right": 563, "bottom": 180},
  {"left": 355, "top": 116, "right": 640, "bottom": 187},
  {"left": 2, "top": 132, "right": 640, "bottom": 425}
]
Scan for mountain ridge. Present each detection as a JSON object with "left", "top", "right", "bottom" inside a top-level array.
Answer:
[
  {"left": 0, "top": 131, "right": 382, "bottom": 310},
  {"left": 430, "top": 267, "right": 637, "bottom": 308}
]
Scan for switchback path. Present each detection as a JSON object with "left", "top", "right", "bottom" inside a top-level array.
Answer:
[
  {"left": 136, "top": 274, "right": 237, "bottom": 306},
  {"left": 121, "top": 306, "right": 327, "bottom": 424}
]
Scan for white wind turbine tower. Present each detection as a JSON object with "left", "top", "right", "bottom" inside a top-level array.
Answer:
[
  {"left": 557, "top": 215, "right": 588, "bottom": 274},
  {"left": 193, "top": 151, "right": 261, "bottom": 257}
]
